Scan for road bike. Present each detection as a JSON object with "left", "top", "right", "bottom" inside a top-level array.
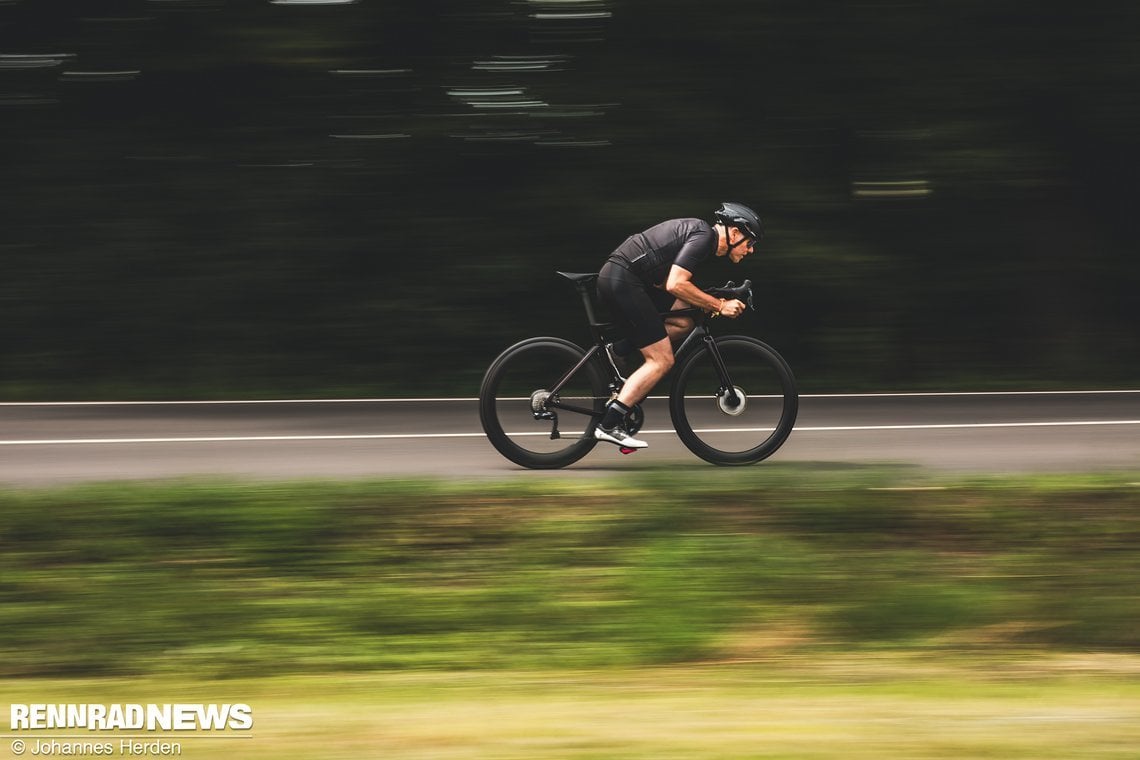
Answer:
[{"left": 479, "top": 271, "right": 798, "bottom": 469}]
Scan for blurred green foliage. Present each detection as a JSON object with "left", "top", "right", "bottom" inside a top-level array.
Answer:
[
  {"left": 1, "top": 1, "right": 1138, "bottom": 398},
  {"left": 1, "top": 468, "right": 1137, "bottom": 677}
]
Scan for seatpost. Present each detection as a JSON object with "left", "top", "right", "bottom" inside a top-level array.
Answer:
[
  {"left": 575, "top": 281, "right": 605, "bottom": 344},
  {"left": 576, "top": 282, "right": 599, "bottom": 324}
]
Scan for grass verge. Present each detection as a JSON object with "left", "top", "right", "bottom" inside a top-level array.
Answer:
[
  {"left": 3, "top": 657, "right": 1140, "bottom": 759},
  {"left": 1, "top": 466, "right": 1138, "bottom": 677}
]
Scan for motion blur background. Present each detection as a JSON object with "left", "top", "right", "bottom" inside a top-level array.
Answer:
[{"left": 2, "top": 0, "right": 1138, "bottom": 399}]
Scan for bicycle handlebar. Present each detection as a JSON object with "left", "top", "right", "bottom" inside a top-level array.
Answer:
[{"left": 705, "top": 279, "right": 754, "bottom": 311}]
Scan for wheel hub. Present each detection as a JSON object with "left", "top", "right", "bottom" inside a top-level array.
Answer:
[{"left": 717, "top": 386, "right": 747, "bottom": 416}]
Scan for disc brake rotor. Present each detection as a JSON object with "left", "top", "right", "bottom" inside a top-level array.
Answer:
[{"left": 717, "top": 386, "right": 747, "bottom": 416}]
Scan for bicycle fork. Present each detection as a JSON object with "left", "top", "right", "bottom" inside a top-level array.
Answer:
[{"left": 676, "top": 330, "right": 742, "bottom": 409}]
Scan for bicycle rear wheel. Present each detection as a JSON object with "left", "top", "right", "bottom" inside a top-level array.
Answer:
[
  {"left": 479, "top": 337, "right": 610, "bottom": 469},
  {"left": 669, "top": 335, "right": 798, "bottom": 465}
]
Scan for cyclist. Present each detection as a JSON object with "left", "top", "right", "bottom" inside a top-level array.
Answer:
[{"left": 593, "top": 202, "right": 763, "bottom": 449}]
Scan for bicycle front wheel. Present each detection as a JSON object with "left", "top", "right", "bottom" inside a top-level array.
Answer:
[
  {"left": 669, "top": 336, "right": 798, "bottom": 465},
  {"left": 479, "top": 337, "right": 609, "bottom": 469}
]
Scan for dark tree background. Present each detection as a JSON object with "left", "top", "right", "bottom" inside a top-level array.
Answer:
[{"left": 1, "top": 0, "right": 1137, "bottom": 398}]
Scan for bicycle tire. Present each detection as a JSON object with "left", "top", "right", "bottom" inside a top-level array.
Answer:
[
  {"left": 479, "top": 337, "right": 609, "bottom": 469},
  {"left": 669, "top": 335, "right": 798, "bottom": 465}
]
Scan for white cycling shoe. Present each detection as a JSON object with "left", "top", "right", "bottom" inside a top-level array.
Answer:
[{"left": 594, "top": 424, "right": 648, "bottom": 449}]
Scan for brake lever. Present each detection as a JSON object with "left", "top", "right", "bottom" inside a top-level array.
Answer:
[
  {"left": 740, "top": 278, "right": 754, "bottom": 310},
  {"left": 706, "top": 279, "right": 754, "bottom": 310}
]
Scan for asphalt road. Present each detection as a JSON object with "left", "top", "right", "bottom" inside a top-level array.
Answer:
[{"left": 1, "top": 391, "right": 1138, "bottom": 485}]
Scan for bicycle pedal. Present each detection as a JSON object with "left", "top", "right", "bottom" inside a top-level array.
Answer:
[{"left": 619, "top": 446, "right": 638, "bottom": 455}]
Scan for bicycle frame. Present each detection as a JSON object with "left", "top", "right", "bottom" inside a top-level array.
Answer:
[
  {"left": 544, "top": 275, "right": 742, "bottom": 421},
  {"left": 544, "top": 345, "right": 606, "bottom": 418}
]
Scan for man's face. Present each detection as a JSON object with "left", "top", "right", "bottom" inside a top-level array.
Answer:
[{"left": 728, "top": 227, "right": 756, "bottom": 264}]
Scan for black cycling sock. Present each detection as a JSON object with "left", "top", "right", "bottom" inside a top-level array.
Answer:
[{"left": 600, "top": 400, "right": 631, "bottom": 430}]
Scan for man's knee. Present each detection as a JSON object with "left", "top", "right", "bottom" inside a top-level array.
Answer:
[{"left": 640, "top": 340, "right": 675, "bottom": 373}]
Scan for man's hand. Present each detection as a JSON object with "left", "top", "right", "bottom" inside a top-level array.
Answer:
[
  {"left": 665, "top": 265, "right": 747, "bottom": 319},
  {"left": 720, "top": 298, "right": 746, "bottom": 318}
]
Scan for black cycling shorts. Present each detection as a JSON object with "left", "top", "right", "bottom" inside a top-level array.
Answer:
[{"left": 597, "top": 261, "right": 678, "bottom": 349}]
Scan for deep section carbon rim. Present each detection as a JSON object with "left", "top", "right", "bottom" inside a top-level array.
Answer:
[
  {"left": 479, "top": 338, "right": 609, "bottom": 469},
  {"left": 669, "top": 336, "right": 798, "bottom": 465}
]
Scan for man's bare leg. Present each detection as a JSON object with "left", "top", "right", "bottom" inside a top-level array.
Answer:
[{"left": 616, "top": 337, "right": 672, "bottom": 408}]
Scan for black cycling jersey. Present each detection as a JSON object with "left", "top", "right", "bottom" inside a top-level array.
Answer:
[
  {"left": 606, "top": 218, "right": 717, "bottom": 289},
  {"left": 598, "top": 217, "right": 718, "bottom": 349}
]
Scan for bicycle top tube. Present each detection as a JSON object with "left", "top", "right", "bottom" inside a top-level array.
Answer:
[{"left": 557, "top": 270, "right": 746, "bottom": 348}]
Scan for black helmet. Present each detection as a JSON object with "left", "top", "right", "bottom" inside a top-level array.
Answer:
[{"left": 714, "top": 202, "right": 764, "bottom": 240}]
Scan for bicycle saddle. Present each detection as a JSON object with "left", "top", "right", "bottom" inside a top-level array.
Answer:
[{"left": 556, "top": 271, "right": 599, "bottom": 285}]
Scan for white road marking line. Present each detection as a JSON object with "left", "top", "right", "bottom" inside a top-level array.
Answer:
[
  {"left": 2, "top": 419, "right": 1138, "bottom": 446},
  {"left": 0, "top": 433, "right": 488, "bottom": 445},
  {"left": 0, "top": 398, "right": 481, "bottom": 406},
  {"left": 1, "top": 390, "right": 1138, "bottom": 406}
]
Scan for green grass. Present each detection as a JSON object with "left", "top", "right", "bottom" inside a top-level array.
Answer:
[
  {"left": 3, "top": 468, "right": 1140, "bottom": 758},
  {"left": 1, "top": 466, "right": 1138, "bottom": 678},
  {"left": 3, "top": 658, "right": 1140, "bottom": 759}
]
